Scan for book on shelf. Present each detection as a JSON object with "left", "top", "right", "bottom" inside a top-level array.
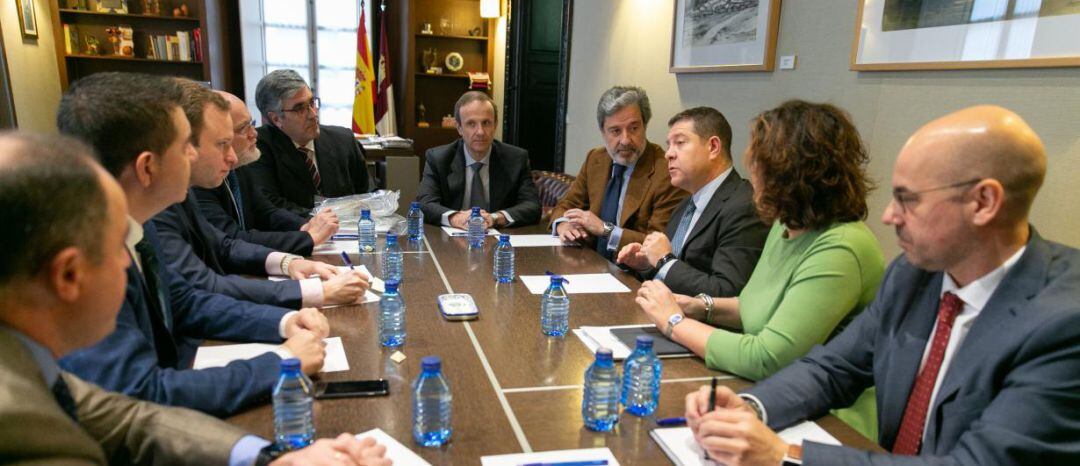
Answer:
[
  {"left": 63, "top": 24, "right": 80, "bottom": 55},
  {"left": 145, "top": 31, "right": 197, "bottom": 61}
]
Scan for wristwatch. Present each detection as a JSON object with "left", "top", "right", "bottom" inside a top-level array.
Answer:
[
  {"left": 654, "top": 252, "right": 677, "bottom": 270},
  {"left": 255, "top": 444, "right": 284, "bottom": 466},
  {"left": 782, "top": 444, "right": 803, "bottom": 465},
  {"left": 280, "top": 254, "right": 299, "bottom": 276},
  {"left": 601, "top": 221, "right": 615, "bottom": 238},
  {"left": 492, "top": 212, "right": 504, "bottom": 227},
  {"left": 664, "top": 313, "right": 684, "bottom": 338}
]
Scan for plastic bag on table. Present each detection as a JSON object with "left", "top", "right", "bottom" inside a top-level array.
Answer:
[{"left": 314, "top": 190, "right": 400, "bottom": 223}]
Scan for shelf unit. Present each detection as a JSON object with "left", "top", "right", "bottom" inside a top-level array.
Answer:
[
  {"left": 397, "top": 0, "right": 495, "bottom": 161},
  {"left": 49, "top": 1, "right": 212, "bottom": 89}
]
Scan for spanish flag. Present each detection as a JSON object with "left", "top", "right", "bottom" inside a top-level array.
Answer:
[{"left": 352, "top": 2, "right": 376, "bottom": 135}]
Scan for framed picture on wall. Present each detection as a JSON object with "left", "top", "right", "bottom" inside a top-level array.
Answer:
[
  {"left": 852, "top": 0, "right": 1080, "bottom": 71},
  {"left": 17, "top": 0, "right": 38, "bottom": 38},
  {"left": 669, "top": 0, "right": 782, "bottom": 73}
]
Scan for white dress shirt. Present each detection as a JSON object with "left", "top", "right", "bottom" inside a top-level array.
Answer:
[{"left": 440, "top": 145, "right": 514, "bottom": 226}]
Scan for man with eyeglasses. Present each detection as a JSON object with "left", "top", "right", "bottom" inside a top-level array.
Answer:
[
  {"left": 415, "top": 91, "right": 541, "bottom": 229},
  {"left": 250, "top": 69, "right": 373, "bottom": 216},
  {"left": 193, "top": 91, "right": 340, "bottom": 255},
  {"left": 683, "top": 105, "right": 1080, "bottom": 465}
]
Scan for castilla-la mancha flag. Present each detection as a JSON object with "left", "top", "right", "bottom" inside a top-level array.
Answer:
[
  {"left": 351, "top": 2, "right": 376, "bottom": 135},
  {"left": 374, "top": 3, "right": 396, "bottom": 136}
]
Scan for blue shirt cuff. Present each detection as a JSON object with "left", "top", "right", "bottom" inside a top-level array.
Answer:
[
  {"left": 551, "top": 217, "right": 568, "bottom": 235},
  {"left": 656, "top": 258, "right": 677, "bottom": 280},
  {"left": 606, "top": 226, "right": 624, "bottom": 252},
  {"left": 230, "top": 435, "right": 271, "bottom": 466}
]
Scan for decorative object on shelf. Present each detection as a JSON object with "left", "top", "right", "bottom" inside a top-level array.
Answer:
[
  {"left": 417, "top": 103, "right": 429, "bottom": 127},
  {"left": 118, "top": 26, "right": 135, "bottom": 56},
  {"left": 422, "top": 48, "right": 439, "bottom": 73},
  {"left": 173, "top": 2, "right": 190, "bottom": 17},
  {"left": 105, "top": 27, "right": 122, "bottom": 55},
  {"left": 16, "top": 0, "right": 38, "bottom": 38},
  {"left": 84, "top": 34, "right": 101, "bottom": 55},
  {"left": 97, "top": 0, "right": 129, "bottom": 14},
  {"left": 420, "top": 22, "right": 434, "bottom": 35},
  {"left": 468, "top": 26, "right": 483, "bottom": 37},
  {"left": 142, "top": 0, "right": 162, "bottom": 15},
  {"left": 669, "top": 0, "right": 781, "bottom": 73},
  {"left": 63, "top": 24, "right": 80, "bottom": 54},
  {"left": 439, "top": 17, "right": 451, "bottom": 34},
  {"left": 445, "top": 52, "right": 464, "bottom": 72},
  {"left": 441, "top": 115, "right": 456, "bottom": 129},
  {"left": 467, "top": 72, "right": 490, "bottom": 90},
  {"left": 67, "top": 0, "right": 89, "bottom": 10},
  {"left": 852, "top": 0, "right": 1080, "bottom": 71}
]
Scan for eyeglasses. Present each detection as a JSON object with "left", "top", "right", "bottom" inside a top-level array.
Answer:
[
  {"left": 280, "top": 97, "right": 320, "bottom": 115},
  {"left": 233, "top": 118, "right": 254, "bottom": 135},
  {"left": 891, "top": 178, "right": 982, "bottom": 214}
]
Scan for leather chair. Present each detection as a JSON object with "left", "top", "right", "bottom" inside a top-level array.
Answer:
[{"left": 530, "top": 170, "right": 575, "bottom": 224}]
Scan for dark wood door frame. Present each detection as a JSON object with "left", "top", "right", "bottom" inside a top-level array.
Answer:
[
  {"left": 0, "top": 21, "right": 17, "bottom": 128},
  {"left": 503, "top": 0, "right": 573, "bottom": 173}
]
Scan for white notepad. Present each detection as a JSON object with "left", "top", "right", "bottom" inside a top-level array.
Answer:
[
  {"left": 520, "top": 273, "right": 631, "bottom": 294},
  {"left": 193, "top": 336, "right": 349, "bottom": 372},
  {"left": 481, "top": 447, "right": 620, "bottom": 466},
  {"left": 651, "top": 422, "right": 840, "bottom": 466},
  {"left": 507, "top": 234, "right": 576, "bottom": 248},
  {"left": 354, "top": 428, "right": 431, "bottom": 466}
]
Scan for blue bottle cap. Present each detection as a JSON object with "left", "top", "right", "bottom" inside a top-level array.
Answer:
[
  {"left": 385, "top": 280, "right": 400, "bottom": 293},
  {"left": 386, "top": 233, "right": 398, "bottom": 244},
  {"left": 549, "top": 274, "right": 563, "bottom": 285},
  {"left": 360, "top": 209, "right": 371, "bottom": 218},
  {"left": 636, "top": 335, "right": 654, "bottom": 348},
  {"left": 280, "top": 358, "right": 301, "bottom": 371},
  {"left": 421, "top": 356, "right": 441, "bottom": 371},
  {"left": 499, "top": 234, "right": 510, "bottom": 243},
  {"left": 471, "top": 206, "right": 481, "bottom": 215},
  {"left": 595, "top": 348, "right": 613, "bottom": 362},
  {"left": 411, "top": 201, "right": 420, "bottom": 208}
]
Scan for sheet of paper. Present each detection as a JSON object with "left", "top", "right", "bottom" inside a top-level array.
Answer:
[
  {"left": 194, "top": 337, "right": 349, "bottom": 372},
  {"left": 520, "top": 273, "right": 631, "bottom": 294},
  {"left": 312, "top": 240, "right": 360, "bottom": 255},
  {"left": 572, "top": 324, "right": 649, "bottom": 360},
  {"left": 441, "top": 226, "right": 501, "bottom": 237},
  {"left": 650, "top": 423, "right": 838, "bottom": 466},
  {"left": 268, "top": 264, "right": 384, "bottom": 294},
  {"left": 481, "top": 447, "right": 620, "bottom": 466},
  {"left": 508, "top": 234, "right": 576, "bottom": 248},
  {"left": 355, "top": 428, "right": 431, "bottom": 466}
]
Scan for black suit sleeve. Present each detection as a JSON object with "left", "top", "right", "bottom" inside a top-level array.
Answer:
[
  {"left": 663, "top": 196, "right": 768, "bottom": 297},
  {"left": 349, "top": 139, "right": 373, "bottom": 194},
  {"left": 417, "top": 148, "right": 454, "bottom": 224},
  {"left": 500, "top": 152, "right": 541, "bottom": 226}
]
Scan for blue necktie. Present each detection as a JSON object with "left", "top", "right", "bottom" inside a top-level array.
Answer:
[
  {"left": 225, "top": 171, "right": 246, "bottom": 230},
  {"left": 596, "top": 164, "right": 627, "bottom": 258},
  {"left": 670, "top": 202, "right": 696, "bottom": 258}
]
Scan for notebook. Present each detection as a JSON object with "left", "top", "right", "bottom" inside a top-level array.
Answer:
[{"left": 610, "top": 326, "right": 693, "bottom": 357}]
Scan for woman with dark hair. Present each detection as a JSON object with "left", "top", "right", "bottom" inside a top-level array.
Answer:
[{"left": 637, "top": 100, "right": 884, "bottom": 437}]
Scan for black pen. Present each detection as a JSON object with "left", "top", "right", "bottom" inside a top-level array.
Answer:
[
  {"left": 340, "top": 251, "right": 355, "bottom": 270},
  {"left": 705, "top": 376, "right": 718, "bottom": 461}
]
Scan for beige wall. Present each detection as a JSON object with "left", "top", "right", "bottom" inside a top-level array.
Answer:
[
  {"left": 566, "top": 0, "right": 1080, "bottom": 258},
  {"left": 1, "top": 0, "right": 62, "bottom": 132}
]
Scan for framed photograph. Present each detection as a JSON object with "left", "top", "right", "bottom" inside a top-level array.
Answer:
[
  {"left": 852, "top": 0, "right": 1080, "bottom": 71},
  {"left": 669, "top": 0, "right": 782, "bottom": 73},
  {"left": 16, "top": 0, "right": 38, "bottom": 38},
  {"left": 96, "top": 0, "right": 129, "bottom": 14}
]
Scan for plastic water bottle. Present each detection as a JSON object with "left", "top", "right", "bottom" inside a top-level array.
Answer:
[
  {"left": 621, "top": 335, "right": 662, "bottom": 416},
  {"left": 541, "top": 275, "right": 570, "bottom": 336},
  {"left": 407, "top": 201, "right": 423, "bottom": 242},
  {"left": 582, "top": 348, "right": 620, "bottom": 432},
  {"left": 413, "top": 356, "right": 452, "bottom": 447},
  {"left": 383, "top": 233, "right": 404, "bottom": 282},
  {"left": 272, "top": 358, "right": 314, "bottom": 450},
  {"left": 357, "top": 208, "right": 376, "bottom": 253},
  {"left": 379, "top": 280, "right": 406, "bottom": 347},
  {"left": 467, "top": 206, "right": 485, "bottom": 249},
  {"left": 493, "top": 234, "right": 515, "bottom": 283}
]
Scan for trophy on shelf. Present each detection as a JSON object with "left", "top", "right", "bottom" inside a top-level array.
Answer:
[
  {"left": 420, "top": 22, "right": 433, "bottom": 35},
  {"left": 417, "top": 102, "right": 429, "bottom": 128},
  {"left": 142, "top": 0, "right": 161, "bottom": 15},
  {"left": 84, "top": 34, "right": 101, "bottom": 55},
  {"left": 422, "top": 48, "right": 442, "bottom": 74}
]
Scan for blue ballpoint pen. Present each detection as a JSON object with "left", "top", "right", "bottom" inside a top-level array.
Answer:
[
  {"left": 332, "top": 234, "right": 359, "bottom": 240},
  {"left": 656, "top": 416, "right": 687, "bottom": 426},
  {"left": 518, "top": 461, "right": 608, "bottom": 466},
  {"left": 340, "top": 251, "right": 355, "bottom": 270}
]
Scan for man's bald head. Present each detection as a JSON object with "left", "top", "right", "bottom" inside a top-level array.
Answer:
[
  {"left": 899, "top": 105, "right": 1046, "bottom": 223},
  {"left": 215, "top": 90, "right": 261, "bottom": 168}
]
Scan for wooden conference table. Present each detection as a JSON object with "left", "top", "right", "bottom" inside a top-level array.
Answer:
[{"left": 226, "top": 225, "right": 880, "bottom": 464}]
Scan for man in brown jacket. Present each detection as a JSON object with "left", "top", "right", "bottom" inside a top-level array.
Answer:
[{"left": 550, "top": 86, "right": 688, "bottom": 260}]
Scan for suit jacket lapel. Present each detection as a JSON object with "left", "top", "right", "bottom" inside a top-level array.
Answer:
[
  {"left": 272, "top": 127, "right": 316, "bottom": 193},
  {"left": 447, "top": 141, "right": 467, "bottom": 210},
  {"left": 922, "top": 232, "right": 1047, "bottom": 448},
  {"left": 619, "top": 147, "right": 657, "bottom": 226},
  {"left": 678, "top": 170, "right": 741, "bottom": 255},
  {"left": 879, "top": 273, "right": 940, "bottom": 447},
  {"left": 588, "top": 155, "right": 614, "bottom": 214}
]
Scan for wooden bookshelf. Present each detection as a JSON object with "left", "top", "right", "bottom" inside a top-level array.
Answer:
[{"left": 49, "top": 1, "right": 211, "bottom": 89}]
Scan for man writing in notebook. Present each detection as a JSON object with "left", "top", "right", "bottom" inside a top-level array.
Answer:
[{"left": 684, "top": 106, "right": 1080, "bottom": 465}]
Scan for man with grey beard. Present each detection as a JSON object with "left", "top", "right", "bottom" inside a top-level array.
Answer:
[{"left": 194, "top": 91, "right": 338, "bottom": 255}]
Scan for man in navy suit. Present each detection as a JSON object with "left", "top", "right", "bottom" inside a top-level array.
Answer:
[
  {"left": 683, "top": 106, "right": 1080, "bottom": 465},
  {"left": 55, "top": 72, "right": 331, "bottom": 417},
  {"left": 193, "top": 91, "right": 340, "bottom": 256},
  {"left": 416, "top": 91, "right": 541, "bottom": 228},
  {"left": 152, "top": 80, "right": 370, "bottom": 309}
]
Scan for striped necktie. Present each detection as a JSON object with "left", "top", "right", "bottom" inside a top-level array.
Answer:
[{"left": 299, "top": 147, "right": 322, "bottom": 194}]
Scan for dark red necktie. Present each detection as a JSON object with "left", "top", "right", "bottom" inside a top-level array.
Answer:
[
  {"left": 300, "top": 147, "right": 322, "bottom": 194},
  {"left": 892, "top": 291, "right": 965, "bottom": 455}
]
